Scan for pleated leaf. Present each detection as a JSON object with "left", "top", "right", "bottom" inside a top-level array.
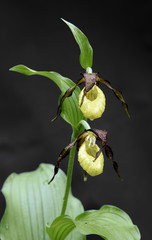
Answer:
[
  {"left": 62, "top": 19, "right": 93, "bottom": 70},
  {"left": 47, "top": 205, "right": 140, "bottom": 240},
  {"left": 9, "top": 64, "right": 86, "bottom": 130},
  {"left": 75, "top": 205, "right": 141, "bottom": 240},
  {"left": 0, "top": 164, "right": 85, "bottom": 240},
  {"left": 46, "top": 215, "right": 76, "bottom": 240}
]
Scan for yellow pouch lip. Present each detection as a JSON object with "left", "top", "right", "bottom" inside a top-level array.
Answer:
[
  {"left": 78, "top": 140, "right": 104, "bottom": 176},
  {"left": 79, "top": 85, "right": 106, "bottom": 120}
]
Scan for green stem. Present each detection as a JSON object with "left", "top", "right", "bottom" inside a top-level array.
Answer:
[
  {"left": 60, "top": 129, "right": 78, "bottom": 216},
  {"left": 86, "top": 67, "right": 92, "bottom": 74},
  {"left": 79, "top": 120, "right": 90, "bottom": 130},
  {"left": 60, "top": 120, "right": 90, "bottom": 216}
]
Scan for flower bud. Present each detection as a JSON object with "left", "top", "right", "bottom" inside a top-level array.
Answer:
[
  {"left": 79, "top": 85, "right": 106, "bottom": 120},
  {"left": 78, "top": 136, "right": 104, "bottom": 176}
]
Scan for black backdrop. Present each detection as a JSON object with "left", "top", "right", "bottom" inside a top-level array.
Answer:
[{"left": 0, "top": 2, "right": 151, "bottom": 239}]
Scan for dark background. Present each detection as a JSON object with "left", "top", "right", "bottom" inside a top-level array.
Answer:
[{"left": 0, "top": 2, "right": 151, "bottom": 239}]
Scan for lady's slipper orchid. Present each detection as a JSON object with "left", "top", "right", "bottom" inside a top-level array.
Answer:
[
  {"left": 79, "top": 85, "right": 105, "bottom": 120},
  {"left": 78, "top": 132, "right": 104, "bottom": 176},
  {"left": 52, "top": 72, "right": 130, "bottom": 122},
  {"left": 48, "top": 129, "right": 122, "bottom": 183}
]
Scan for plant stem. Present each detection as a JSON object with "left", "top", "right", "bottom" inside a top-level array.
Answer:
[
  {"left": 79, "top": 120, "right": 90, "bottom": 130},
  {"left": 86, "top": 67, "right": 92, "bottom": 74},
  {"left": 60, "top": 120, "right": 90, "bottom": 216},
  {"left": 60, "top": 129, "right": 78, "bottom": 216}
]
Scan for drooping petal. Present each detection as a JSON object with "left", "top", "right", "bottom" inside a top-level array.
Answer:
[
  {"left": 78, "top": 140, "right": 104, "bottom": 176},
  {"left": 97, "top": 77, "right": 130, "bottom": 118},
  {"left": 105, "top": 145, "right": 123, "bottom": 180},
  {"left": 48, "top": 140, "right": 77, "bottom": 183},
  {"left": 79, "top": 85, "right": 106, "bottom": 120},
  {"left": 52, "top": 85, "right": 77, "bottom": 122},
  {"left": 48, "top": 130, "right": 89, "bottom": 184},
  {"left": 52, "top": 77, "right": 85, "bottom": 122}
]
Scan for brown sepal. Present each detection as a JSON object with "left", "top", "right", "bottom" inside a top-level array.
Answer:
[
  {"left": 83, "top": 73, "right": 97, "bottom": 92},
  {"left": 79, "top": 73, "right": 98, "bottom": 107},
  {"left": 93, "top": 129, "right": 108, "bottom": 147}
]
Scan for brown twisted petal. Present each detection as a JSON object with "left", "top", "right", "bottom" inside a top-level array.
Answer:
[
  {"left": 48, "top": 140, "right": 77, "bottom": 184},
  {"left": 52, "top": 84, "right": 77, "bottom": 122},
  {"left": 97, "top": 77, "right": 130, "bottom": 118},
  {"left": 48, "top": 130, "right": 89, "bottom": 184},
  {"left": 105, "top": 145, "right": 123, "bottom": 181},
  {"left": 52, "top": 77, "right": 85, "bottom": 122}
]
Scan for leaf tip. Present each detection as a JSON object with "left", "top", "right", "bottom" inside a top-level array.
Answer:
[
  {"left": 61, "top": 17, "right": 65, "bottom": 22},
  {"left": 9, "top": 66, "right": 16, "bottom": 72},
  {"left": 61, "top": 18, "right": 70, "bottom": 27}
]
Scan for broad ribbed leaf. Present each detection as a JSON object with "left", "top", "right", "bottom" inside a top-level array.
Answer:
[
  {"left": 46, "top": 205, "right": 140, "bottom": 240},
  {"left": 46, "top": 215, "right": 85, "bottom": 240},
  {"left": 75, "top": 205, "right": 141, "bottom": 240},
  {"left": 46, "top": 215, "right": 76, "bottom": 240},
  {"left": 62, "top": 19, "right": 93, "bottom": 70},
  {"left": 0, "top": 164, "right": 84, "bottom": 240},
  {"left": 9, "top": 65, "right": 86, "bottom": 129}
]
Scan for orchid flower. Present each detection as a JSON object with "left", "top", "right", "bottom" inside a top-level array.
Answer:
[
  {"left": 49, "top": 128, "right": 122, "bottom": 183},
  {"left": 52, "top": 72, "right": 130, "bottom": 122}
]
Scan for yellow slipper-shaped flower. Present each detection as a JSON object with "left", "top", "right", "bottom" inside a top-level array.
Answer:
[
  {"left": 78, "top": 137, "right": 104, "bottom": 176},
  {"left": 79, "top": 85, "right": 106, "bottom": 120},
  {"left": 49, "top": 128, "right": 122, "bottom": 183}
]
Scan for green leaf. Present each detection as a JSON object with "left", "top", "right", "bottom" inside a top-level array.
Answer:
[
  {"left": 62, "top": 19, "right": 93, "bottom": 70},
  {"left": 75, "top": 205, "right": 141, "bottom": 240},
  {"left": 46, "top": 215, "right": 76, "bottom": 240},
  {"left": 47, "top": 205, "right": 140, "bottom": 240},
  {"left": 46, "top": 215, "right": 85, "bottom": 240},
  {"left": 0, "top": 164, "right": 85, "bottom": 240},
  {"left": 9, "top": 65, "right": 86, "bottom": 130}
]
